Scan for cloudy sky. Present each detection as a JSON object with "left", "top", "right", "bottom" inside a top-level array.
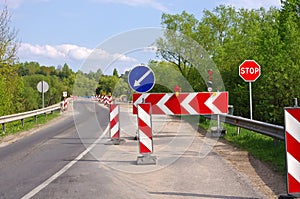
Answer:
[{"left": 2, "top": 0, "right": 281, "bottom": 74}]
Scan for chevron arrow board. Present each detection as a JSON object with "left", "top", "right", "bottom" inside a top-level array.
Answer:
[{"left": 133, "top": 92, "right": 228, "bottom": 115}]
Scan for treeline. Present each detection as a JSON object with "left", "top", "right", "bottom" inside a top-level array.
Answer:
[
  {"left": 156, "top": 0, "right": 300, "bottom": 125},
  {"left": 0, "top": 61, "right": 103, "bottom": 115}
]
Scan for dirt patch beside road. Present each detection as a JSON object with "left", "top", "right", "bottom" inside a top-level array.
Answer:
[{"left": 212, "top": 138, "right": 286, "bottom": 198}]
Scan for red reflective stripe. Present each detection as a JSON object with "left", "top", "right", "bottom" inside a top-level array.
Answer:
[
  {"left": 286, "top": 132, "right": 300, "bottom": 162},
  {"left": 288, "top": 173, "right": 300, "bottom": 193}
]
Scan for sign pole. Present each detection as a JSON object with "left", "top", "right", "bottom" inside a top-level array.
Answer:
[
  {"left": 249, "top": 82, "right": 252, "bottom": 120},
  {"left": 42, "top": 81, "right": 44, "bottom": 108},
  {"left": 239, "top": 60, "right": 261, "bottom": 120},
  {"left": 37, "top": 80, "right": 49, "bottom": 108}
]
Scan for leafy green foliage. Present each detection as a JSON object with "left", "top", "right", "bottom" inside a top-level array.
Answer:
[
  {"left": 158, "top": 2, "right": 299, "bottom": 125},
  {"left": 73, "top": 71, "right": 98, "bottom": 97}
]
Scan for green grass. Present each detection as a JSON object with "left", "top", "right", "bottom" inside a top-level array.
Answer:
[
  {"left": 198, "top": 118, "right": 286, "bottom": 175},
  {"left": 0, "top": 111, "right": 60, "bottom": 138}
]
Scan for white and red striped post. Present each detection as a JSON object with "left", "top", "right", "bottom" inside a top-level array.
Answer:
[
  {"left": 106, "top": 104, "right": 124, "bottom": 145},
  {"left": 107, "top": 96, "right": 113, "bottom": 105},
  {"left": 110, "top": 104, "right": 120, "bottom": 140},
  {"left": 137, "top": 103, "right": 156, "bottom": 165},
  {"left": 102, "top": 95, "right": 113, "bottom": 105},
  {"left": 63, "top": 97, "right": 68, "bottom": 111},
  {"left": 283, "top": 107, "right": 300, "bottom": 197},
  {"left": 100, "top": 95, "right": 104, "bottom": 103}
]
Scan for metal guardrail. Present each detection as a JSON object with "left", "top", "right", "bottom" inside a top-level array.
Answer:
[
  {"left": 205, "top": 114, "right": 285, "bottom": 140},
  {"left": 0, "top": 103, "right": 62, "bottom": 132}
]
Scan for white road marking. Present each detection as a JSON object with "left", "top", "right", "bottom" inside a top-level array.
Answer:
[
  {"left": 134, "top": 69, "right": 152, "bottom": 87},
  {"left": 21, "top": 126, "right": 109, "bottom": 199}
]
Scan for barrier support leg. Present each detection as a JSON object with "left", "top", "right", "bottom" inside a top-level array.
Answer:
[
  {"left": 137, "top": 153, "right": 157, "bottom": 165},
  {"left": 278, "top": 194, "right": 296, "bottom": 199},
  {"left": 105, "top": 138, "right": 125, "bottom": 145}
]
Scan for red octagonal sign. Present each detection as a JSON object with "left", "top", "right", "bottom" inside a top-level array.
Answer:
[{"left": 239, "top": 60, "right": 261, "bottom": 82}]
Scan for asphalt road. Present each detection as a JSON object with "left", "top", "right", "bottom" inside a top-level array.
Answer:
[
  {"left": 0, "top": 100, "right": 109, "bottom": 199},
  {"left": 0, "top": 101, "right": 269, "bottom": 199}
]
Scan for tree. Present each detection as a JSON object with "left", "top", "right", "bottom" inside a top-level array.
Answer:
[
  {"left": 97, "top": 75, "right": 119, "bottom": 95},
  {"left": 157, "top": 4, "right": 300, "bottom": 124},
  {"left": 0, "top": 5, "right": 18, "bottom": 66},
  {"left": 87, "top": 68, "right": 103, "bottom": 81},
  {"left": 112, "top": 78, "right": 129, "bottom": 98},
  {"left": 279, "top": 0, "right": 300, "bottom": 60},
  {"left": 158, "top": 12, "right": 199, "bottom": 77},
  {"left": 157, "top": 11, "right": 225, "bottom": 93},
  {"left": 0, "top": 5, "right": 24, "bottom": 115},
  {"left": 73, "top": 72, "right": 98, "bottom": 96},
  {"left": 113, "top": 68, "right": 119, "bottom": 77}
]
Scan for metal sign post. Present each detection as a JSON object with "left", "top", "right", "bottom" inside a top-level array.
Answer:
[
  {"left": 37, "top": 81, "right": 49, "bottom": 108},
  {"left": 239, "top": 60, "right": 261, "bottom": 120},
  {"left": 249, "top": 82, "right": 253, "bottom": 120}
]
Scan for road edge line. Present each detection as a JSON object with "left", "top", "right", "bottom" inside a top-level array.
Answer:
[{"left": 21, "top": 125, "right": 109, "bottom": 199}]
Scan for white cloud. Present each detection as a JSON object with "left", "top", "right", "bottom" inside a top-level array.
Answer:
[
  {"left": 219, "top": 0, "right": 281, "bottom": 9},
  {"left": 1, "top": 0, "right": 49, "bottom": 9},
  {"left": 17, "top": 43, "right": 137, "bottom": 72},
  {"left": 0, "top": 0, "right": 21, "bottom": 9},
  {"left": 92, "top": 0, "right": 168, "bottom": 12}
]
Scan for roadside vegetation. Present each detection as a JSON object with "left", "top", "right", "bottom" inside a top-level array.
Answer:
[{"left": 0, "top": 112, "right": 60, "bottom": 138}]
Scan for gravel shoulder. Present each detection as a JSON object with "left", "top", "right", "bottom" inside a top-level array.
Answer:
[{"left": 212, "top": 136, "right": 286, "bottom": 198}]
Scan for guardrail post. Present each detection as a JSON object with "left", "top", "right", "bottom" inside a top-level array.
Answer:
[
  {"left": 21, "top": 119, "right": 24, "bottom": 127},
  {"left": 34, "top": 115, "right": 37, "bottom": 123},
  {"left": 273, "top": 138, "right": 279, "bottom": 156},
  {"left": 2, "top": 123, "right": 5, "bottom": 132}
]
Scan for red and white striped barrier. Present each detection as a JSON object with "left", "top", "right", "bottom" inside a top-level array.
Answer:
[
  {"left": 91, "top": 96, "right": 99, "bottom": 101},
  {"left": 110, "top": 104, "right": 120, "bottom": 140},
  {"left": 137, "top": 103, "right": 153, "bottom": 154},
  {"left": 63, "top": 98, "right": 68, "bottom": 111},
  {"left": 100, "top": 95, "right": 113, "bottom": 105},
  {"left": 136, "top": 103, "right": 156, "bottom": 165},
  {"left": 284, "top": 107, "right": 300, "bottom": 196},
  {"left": 100, "top": 95, "right": 104, "bottom": 103},
  {"left": 133, "top": 92, "right": 228, "bottom": 115}
]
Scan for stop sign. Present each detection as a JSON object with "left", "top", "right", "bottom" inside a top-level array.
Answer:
[{"left": 239, "top": 60, "right": 261, "bottom": 82}]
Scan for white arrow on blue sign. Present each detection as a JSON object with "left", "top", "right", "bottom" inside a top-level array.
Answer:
[{"left": 128, "top": 65, "right": 155, "bottom": 93}]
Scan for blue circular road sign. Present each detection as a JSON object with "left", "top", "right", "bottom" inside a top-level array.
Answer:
[{"left": 128, "top": 65, "right": 155, "bottom": 93}]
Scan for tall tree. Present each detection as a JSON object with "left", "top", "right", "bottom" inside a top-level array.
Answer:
[
  {"left": 0, "top": 5, "right": 18, "bottom": 66},
  {"left": 0, "top": 5, "right": 24, "bottom": 115},
  {"left": 113, "top": 68, "right": 119, "bottom": 77}
]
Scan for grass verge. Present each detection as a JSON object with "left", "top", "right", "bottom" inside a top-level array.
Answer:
[
  {"left": 198, "top": 117, "right": 286, "bottom": 175},
  {"left": 0, "top": 111, "right": 61, "bottom": 138}
]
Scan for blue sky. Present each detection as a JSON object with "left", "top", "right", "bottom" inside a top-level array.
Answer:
[{"left": 2, "top": 0, "right": 281, "bottom": 74}]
